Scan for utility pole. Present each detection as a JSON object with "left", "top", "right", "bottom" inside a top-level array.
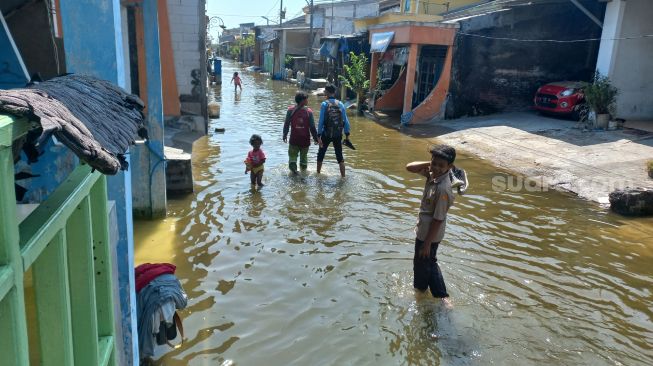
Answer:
[
  {"left": 307, "top": 0, "right": 313, "bottom": 78},
  {"left": 280, "top": 0, "right": 284, "bottom": 25}
]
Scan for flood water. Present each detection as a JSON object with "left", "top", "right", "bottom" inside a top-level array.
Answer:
[{"left": 134, "top": 60, "right": 653, "bottom": 366}]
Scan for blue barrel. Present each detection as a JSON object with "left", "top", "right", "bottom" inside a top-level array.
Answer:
[{"left": 213, "top": 58, "right": 222, "bottom": 78}]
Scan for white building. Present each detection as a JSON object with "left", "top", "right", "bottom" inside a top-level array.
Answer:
[
  {"left": 596, "top": 0, "right": 653, "bottom": 120},
  {"left": 167, "top": 0, "right": 208, "bottom": 121},
  {"left": 305, "top": 0, "right": 398, "bottom": 37}
]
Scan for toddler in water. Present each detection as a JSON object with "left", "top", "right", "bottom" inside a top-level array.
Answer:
[
  {"left": 231, "top": 72, "right": 242, "bottom": 92},
  {"left": 244, "top": 134, "right": 266, "bottom": 187}
]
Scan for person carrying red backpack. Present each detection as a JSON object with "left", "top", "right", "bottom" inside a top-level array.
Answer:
[{"left": 283, "top": 91, "right": 320, "bottom": 173}]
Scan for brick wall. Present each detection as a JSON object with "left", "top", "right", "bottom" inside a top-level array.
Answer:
[
  {"left": 448, "top": 2, "right": 605, "bottom": 118},
  {"left": 167, "top": 0, "right": 202, "bottom": 96}
]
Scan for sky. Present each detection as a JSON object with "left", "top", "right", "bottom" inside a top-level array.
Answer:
[{"left": 207, "top": 0, "right": 312, "bottom": 40}]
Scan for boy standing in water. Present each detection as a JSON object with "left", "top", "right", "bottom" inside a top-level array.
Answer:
[
  {"left": 244, "top": 134, "right": 265, "bottom": 187},
  {"left": 317, "top": 84, "right": 351, "bottom": 177},
  {"left": 283, "top": 91, "right": 320, "bottom": 173},
  {"left": 406, "top": 144, "right": 456, "bottom": 308}
]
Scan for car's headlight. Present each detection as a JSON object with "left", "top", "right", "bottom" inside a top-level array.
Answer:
[{"left": 560, "top": 88, "right": 574, "bottom": 97}]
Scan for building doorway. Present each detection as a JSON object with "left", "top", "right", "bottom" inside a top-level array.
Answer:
[{"left": 414, "top": 45, "right": 447, "bottom": 108}]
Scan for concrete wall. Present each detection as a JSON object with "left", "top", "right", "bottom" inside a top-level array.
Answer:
[
  {"left": 285, "top": 31, "right": 311, "bottom": 55},
  {"left": 597, "top": 0, "right": 653, "bottom": 120},
  {"left": 158, "top": 0, "right": 181, "bottom": 117},
  {"left": 167, "top": 0, "right": 202, "bottom": 97},
  {"left": 448, "top": 2, "right": 605, "bottom": 118}
]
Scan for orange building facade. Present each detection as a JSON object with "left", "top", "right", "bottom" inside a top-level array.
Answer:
[{"left": 367, "top": 22, "right": 457, "bottom": 125}]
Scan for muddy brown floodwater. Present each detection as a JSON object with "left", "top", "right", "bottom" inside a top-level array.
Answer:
[{"left": 135, "top": 60, "right": 653, "bottom": 366}]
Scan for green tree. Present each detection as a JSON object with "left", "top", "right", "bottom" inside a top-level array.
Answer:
[
  {"left": 228, "top": 35, "right": 255, "bottom": 61},
  {"left": 338, "top": 52, "right": 370, "bottom": 113}
]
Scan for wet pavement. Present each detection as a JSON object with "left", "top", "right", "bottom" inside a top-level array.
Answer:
[{"left": 135, "top": 60, "right": 653, "bottom": 366}]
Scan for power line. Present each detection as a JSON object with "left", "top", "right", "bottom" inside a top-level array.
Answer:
[
  {"left": 457, "top": 31, "right": 653, "bottom": 43},
  {"left": 206, "top": 13, "right": 267, "bottom": 18},
  {"left": 265, "top": 0, "right": 282, "bottom": 17}
]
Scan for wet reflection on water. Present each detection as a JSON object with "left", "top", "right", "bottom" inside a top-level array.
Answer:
[{"left": 135, "top": 60, "right": 653, "bottom": 366}]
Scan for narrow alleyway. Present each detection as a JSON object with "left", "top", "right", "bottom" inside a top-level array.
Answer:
[{"left": 134, "top": 60, "right": 653, "bottom": 366}]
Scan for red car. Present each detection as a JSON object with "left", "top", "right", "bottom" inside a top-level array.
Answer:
[{"left": 534, "top": 81, "right": 588, "bottom": 119}]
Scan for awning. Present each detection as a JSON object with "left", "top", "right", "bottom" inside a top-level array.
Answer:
[{"left": 370, "top": 31, "right": 394, "bottom": 53}]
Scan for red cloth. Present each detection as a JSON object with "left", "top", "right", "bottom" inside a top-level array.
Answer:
[{"left": 135, "top": 263, "right": 176, "bottom": 293}]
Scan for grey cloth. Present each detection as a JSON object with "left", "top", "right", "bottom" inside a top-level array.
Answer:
[
  {"left": 0, "top": 74, "right": 145, "bottom": 174},
  {"left": 137, "top": 274, "right": 187, "bottom": 359}
]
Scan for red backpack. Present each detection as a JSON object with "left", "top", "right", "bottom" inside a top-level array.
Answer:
[{"left": 288, "top": 106, "right": 313, "bottom": 147}]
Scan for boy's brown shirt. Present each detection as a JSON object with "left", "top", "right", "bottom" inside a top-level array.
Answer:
[{"left": 415, "top": 172, "right": 454, "bottom": 243}]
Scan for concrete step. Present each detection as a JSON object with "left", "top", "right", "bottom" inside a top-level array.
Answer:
[{"left": 164, "top": 146, "right": 193, "bottom": 194}]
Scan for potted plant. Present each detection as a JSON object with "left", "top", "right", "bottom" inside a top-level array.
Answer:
[
  {"left": 647, "top": 160, "right": 653, "bottom": 179},
  {"left": 583, "top": 71, "right": 618, "bottom": 130}
]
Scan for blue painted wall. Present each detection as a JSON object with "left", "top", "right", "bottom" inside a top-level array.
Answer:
[
  {"left": 140, "top": 0, "right": 167, "bottom": 218},
  {"left": 59, "top": 0, "right": 137, "bottom": 364}
]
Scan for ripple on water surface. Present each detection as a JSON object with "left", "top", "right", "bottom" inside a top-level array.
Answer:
[{"left": 134, "top": 61, "right": 653, "bottom": 366}]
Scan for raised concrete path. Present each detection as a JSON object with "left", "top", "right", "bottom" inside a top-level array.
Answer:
[{"left": 410, "top": 112, "right": 653, "bottom": 204}]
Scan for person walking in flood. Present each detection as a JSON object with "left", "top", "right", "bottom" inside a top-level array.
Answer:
[
  {"left": 244, "top": 134, "right": 265, "bottom": 187},
  {"left": 405, "top": 144, "right": 456, "bottom": 308},
  {"left": 283, "top": 91, "right": 320, "bottom": 173},
  {"left": 231, "top": 72, "right": 242, "bottom": 93},
  {"left": 316, "top": 84, "right": 351, "bottom": 177}
]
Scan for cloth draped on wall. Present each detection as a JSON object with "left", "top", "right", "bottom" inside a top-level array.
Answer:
[{"left": 0, "top": 74, "right": 146, "bottom": 175}]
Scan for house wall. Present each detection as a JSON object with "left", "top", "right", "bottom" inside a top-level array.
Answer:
[
  {"left": 319, "top": 1, "right": 379, "bottom": 36},
  {"left": 167, "top": 0, "right": 201, "bottom": 97},
  {"left": 448, "top": 2, "right": 605, "bottom": 118},
  {"left": 597, "top": 0, "right": 653, "bottom": 119},
  {"left": 400, "top": 0, "right": 478, "bottom": 15},
  {"left": 286, "top": 31, "right": 311, "bottom": 55},
  {"left": 369, "top": 24, "right": 457, "bottom": 45},
  {"left": 158, "top": 0, "right": 180, "bottom": 117}
]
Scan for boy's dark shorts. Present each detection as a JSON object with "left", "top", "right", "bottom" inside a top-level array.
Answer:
[{"left": 413, "top": 238, "right": 449, "bottom": 298}]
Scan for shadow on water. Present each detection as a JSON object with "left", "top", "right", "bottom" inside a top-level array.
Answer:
[{"left": 135, "top": 60, "right": 653, "bottom": 366}]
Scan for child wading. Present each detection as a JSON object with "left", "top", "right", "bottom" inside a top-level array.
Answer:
[
  {"left": 244, "top": 134, "right": 265, "bottom": 187},
  {"left": 406, "top": 145, "right": 457, "bottom": 308},
  {"left": 231, "top": 72, "right": 242, "bottom": 93},
  {"left": 283, "top": 91, "right": 320, "bottom": 173}
]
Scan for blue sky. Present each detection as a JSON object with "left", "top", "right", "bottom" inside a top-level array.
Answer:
[{"left": 207, "top": 0, "right": 310, "bottom": 39}]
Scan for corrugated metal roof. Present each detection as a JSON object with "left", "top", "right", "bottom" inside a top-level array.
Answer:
[{"left": 442, "top": 0, "right": 571, "bottom": 21}]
